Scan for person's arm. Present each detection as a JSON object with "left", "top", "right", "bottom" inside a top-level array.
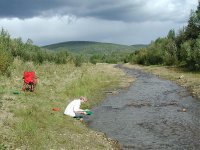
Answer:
[
  {"left": 73, "top": 101, "right": 86, "bottom": 114},
  {"left": 74, "top": 108, "right": 84, "bottom": 113},
  {"left": 74, "top": 109, "right": 87, "bottom": 115}
]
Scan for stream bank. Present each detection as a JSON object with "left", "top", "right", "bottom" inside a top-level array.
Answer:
[{"left": 85, "top": 65, "right": 200, "bottom": 150}]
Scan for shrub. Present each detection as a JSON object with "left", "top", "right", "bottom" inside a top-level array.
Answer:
[
  {"left": 0, "top": 48, "right": 13, "bottom": 74},
  {"left": 74, "top": 55, "right": 85, "bottom": 67}
]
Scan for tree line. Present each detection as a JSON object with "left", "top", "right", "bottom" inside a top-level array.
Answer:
[
  {"left": 0, "top": 28, "right": 134, "bottom": 75},
  {"left": 1, "top": 7, "right": 199, "bottom": 75},
  {"left": 127, "top": 8, "right": 200, "bottom": 71},
  {"left": 0, "top": 29, "right": 87, "bottom": 75}
]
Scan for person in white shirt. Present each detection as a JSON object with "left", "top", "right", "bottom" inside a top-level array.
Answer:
[{"left": 64, "top": 96, "right": 88, "bottom": 119}]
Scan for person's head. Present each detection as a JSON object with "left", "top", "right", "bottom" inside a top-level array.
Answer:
[{"left": 80, "top": 96, "right": 87, "bottom": 103}]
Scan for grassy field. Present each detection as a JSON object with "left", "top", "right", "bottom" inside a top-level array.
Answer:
[
  {"left": 0, "top": 59, "right": 133, "bottom": 150},
  {"left": 124, "top": 64, "right": 200, "bottom": 101}
]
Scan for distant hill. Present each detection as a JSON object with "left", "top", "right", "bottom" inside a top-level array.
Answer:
[
  {"left": 130, "top": 44, "right": 148, "bottom": 49},
  {"left": 42, "top": 41, "right": 147, "bottom": 55}
]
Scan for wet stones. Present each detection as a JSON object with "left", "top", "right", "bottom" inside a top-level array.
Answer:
[
  {"left": 177, "top": 108, "right": 187, "bottom": 112},
  {"left": 105, "top": 90, "right": 119, "bottom": 95},
  {"left": 126, "top": 101, "right": 151, "bottom": 108},
  {"left": 125, "top": 101, "right": 178, "bottom": 108},
  {"left": 178, "top": 75, "right": 184, "bottom": 79},
  {"left": 154, "top": 102, "right": 178, "bottom": 107},
  {"left": 182, "top": 108, "right": 187, "bottom": 112}
]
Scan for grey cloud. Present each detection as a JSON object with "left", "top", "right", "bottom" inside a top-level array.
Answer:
[
  {"left": 0, "top": 0, "right": 68, "bottom": 18},
  {"left": 0, "top": 0, "right": 197, "bottom": 22}
]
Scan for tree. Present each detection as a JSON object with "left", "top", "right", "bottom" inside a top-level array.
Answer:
[
  {"left": 0, "top": 48, "right": 13, "bottom": 74},
  {"left": 192, "top": 37, "right": 200, "bottom": 70},
  {"left": 185, "top": 10, "right": 200, "bottom": 44},
  {"left": 167, "top": 29, "right": 175, "bottom": 40},
  {"left": 164, "top": 39, "right": 178, "bottom": 65}
]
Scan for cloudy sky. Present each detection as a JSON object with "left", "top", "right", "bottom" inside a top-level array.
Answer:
[{"left": 0, "top": 0, "right": 197, "bottom": 46}]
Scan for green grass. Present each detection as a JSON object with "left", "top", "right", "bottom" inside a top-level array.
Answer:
[{"left": 0, "top": 59, "right": 128, "bottom": 149}]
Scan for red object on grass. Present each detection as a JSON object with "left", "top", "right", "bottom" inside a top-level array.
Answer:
[
  {"left": 23, "top": 71, "right": 36, "bottom": 84},
  {"left": 22, "top": 71, "right": 38, "bottom": 92},
  {"left": 52, "top": 108, "right": 60, "bottom": 111}
]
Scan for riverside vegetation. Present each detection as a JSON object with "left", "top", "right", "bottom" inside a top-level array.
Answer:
[
  {"left": 0, "top": 59, "right": 131, "bottom": 150},
  {"left": 127, "top": 7, "right": 200, "bottom": 72}
]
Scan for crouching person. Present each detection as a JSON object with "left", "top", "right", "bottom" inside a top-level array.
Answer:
[{"left": 64, "top": 96, "right": 88, "bottom": 121}]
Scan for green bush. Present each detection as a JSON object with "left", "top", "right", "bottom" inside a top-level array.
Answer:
[
  {"left": 90, "top": 54, "right": 102, "bottom": 64},
  {"left": 163, "top": 39, "right": 177, "bottom": 65},
  {"left": 74, "top": 55, "right": 85, "bottom": 67},
  {"left": 0, "top": 48, "right": 13, "bottom": 74},
  {"left": 135, "top": 48, "right": 148, "bottom": 65},
  {"left": 192, "top": 38, "right": 200, "bottom": 70}
]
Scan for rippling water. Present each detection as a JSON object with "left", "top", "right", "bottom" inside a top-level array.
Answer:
[{"left": 85, "top": 65, "right": 200, "bottom": 150}]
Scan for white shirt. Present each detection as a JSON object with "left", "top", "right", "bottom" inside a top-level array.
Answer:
[{"left": 64, "top": 99, "right": 81, "bottom": 117}]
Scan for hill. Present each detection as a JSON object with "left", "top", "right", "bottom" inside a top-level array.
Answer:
[
  {"left": 130, "top": 44, "right": 148, "bottom": 49},
  {"left": 42, "top": 41, "right": 147, "bottom": 55}
]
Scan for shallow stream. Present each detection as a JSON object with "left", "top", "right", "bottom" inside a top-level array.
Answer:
[{"left": 85, "top": 65, "right": 200, "bottom": 150}]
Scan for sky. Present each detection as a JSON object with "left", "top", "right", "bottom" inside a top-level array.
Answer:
[{"left": 0, "top": 0, "right": 198, "bottom": 46}]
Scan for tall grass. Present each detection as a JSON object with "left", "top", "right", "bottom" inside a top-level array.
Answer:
[{"left": 0, "top": 59, "right": 127, "bottom": 149}]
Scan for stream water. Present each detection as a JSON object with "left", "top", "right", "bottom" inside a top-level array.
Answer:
[{"left": 85, "top": 65, "right": 200, "bottom": 150}]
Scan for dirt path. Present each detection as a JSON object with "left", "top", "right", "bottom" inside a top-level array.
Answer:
[{"left": 85, "top": 65, "right": 200, "bottom": 150}]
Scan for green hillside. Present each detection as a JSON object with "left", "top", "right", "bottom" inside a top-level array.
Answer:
[
  {"left": 130, "top": 44, "right": 148, "bottom": 49},
  {"left": 42, "top": 41, "right": 147, "bottom": 54}
]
